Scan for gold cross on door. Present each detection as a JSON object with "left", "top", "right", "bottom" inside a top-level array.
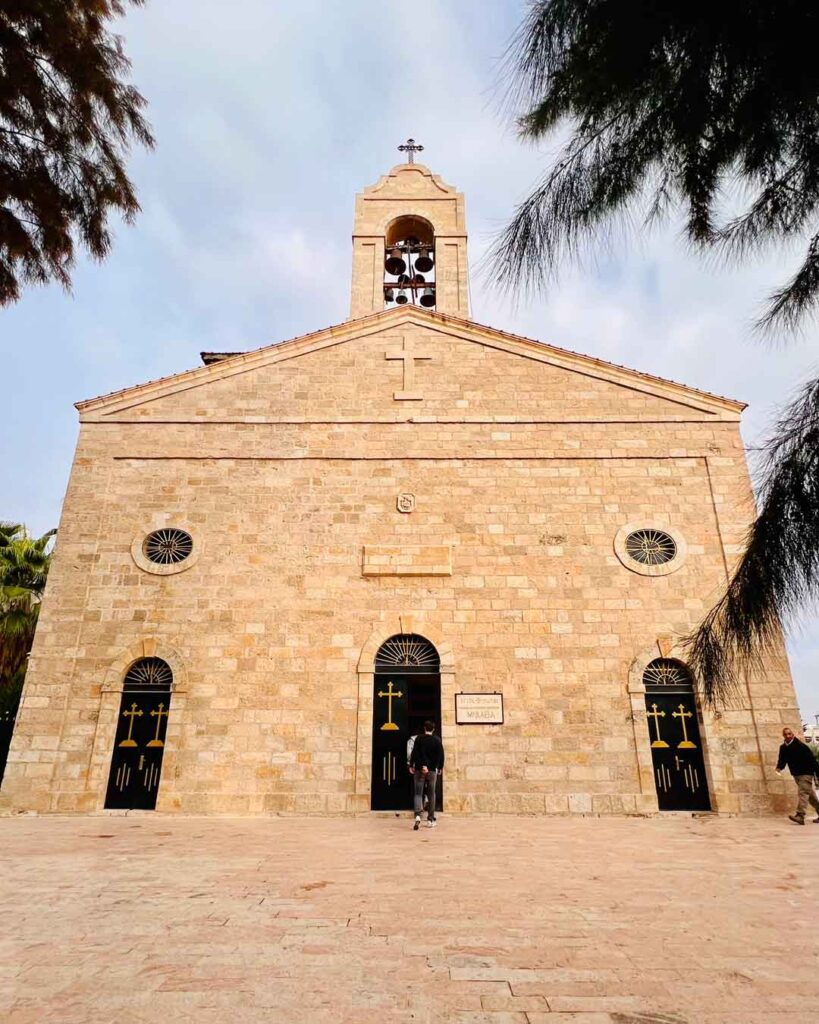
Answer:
[
  {"left": 118, "top": 703, "right": 143, "bottom": 747},
  {"left": 646, "top": 703, "right": 668, "bottom": 748},
  {"left": 147, "top": 703, "right": 169, "bottom": 747},
  {"left": 377, "top": 681, "right": 403, "bottom": 730}
]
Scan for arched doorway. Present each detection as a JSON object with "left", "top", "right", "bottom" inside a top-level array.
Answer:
[
  {"left": 643, "top": 658, "right": 710, "bottom": 811},
  {"left": 371, "top": 634, "right": 441, "bottom": 811},
  {"left": 104, "top": 657, "right": 173, "bottom": 810}
]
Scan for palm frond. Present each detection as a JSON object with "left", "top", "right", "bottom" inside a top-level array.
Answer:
[
  {"left": 0, "top": 523, "right": 24, "bottom": 547},
  {"left": 0, "top": 524, "right": 54, "bottom": 687}
]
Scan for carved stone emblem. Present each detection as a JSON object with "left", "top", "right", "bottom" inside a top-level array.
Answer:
[{"left": 397, "top": 493, "right": 415, "bottom": 514}]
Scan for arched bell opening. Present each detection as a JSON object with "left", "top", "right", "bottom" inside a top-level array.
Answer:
[
  {"left": 104, "top": 657, "right": 173, "bottom": 810},
  {"left": 643, "top": 658, "right": 711, "bottom": 812},
  {"left": 385, "top": 215, "right": 434, "bottom": 248},
  {"left": 371, "top": 634, "right": 442, "bottom": 811},
  {"left": 384, "top": 216, "right": 436, "bottom": 311}
]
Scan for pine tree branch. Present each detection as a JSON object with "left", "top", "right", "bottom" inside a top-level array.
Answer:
[
  {"left": 492, "top": 1, "right": 819, "bottom": 333},
  {"left": 684, "top": 376, "right": 819, "bottom": 704},
  {"left": 757, "top": 232, "right": 819, "bottom": 333}
]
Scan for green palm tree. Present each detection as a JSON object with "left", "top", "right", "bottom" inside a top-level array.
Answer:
[
  {"left": 0, "top": 523, "right": 56, "bottom": 713},
  {"left": 491, "top": 1, "right": 819, "bottom": 704}
]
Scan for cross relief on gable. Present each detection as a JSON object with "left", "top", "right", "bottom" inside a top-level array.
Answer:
[{"left": 384, "top": 336, "right": 433, "bottom": 401}]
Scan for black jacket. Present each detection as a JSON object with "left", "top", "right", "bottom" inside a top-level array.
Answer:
[
  {"left": 410, "top": 732, "right": 445, "bottom": 772},
  {"left": 776, "top": 738, "right": 819, "bottom": 777}
]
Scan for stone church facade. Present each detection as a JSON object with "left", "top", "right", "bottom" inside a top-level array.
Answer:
[{"left": 1, "top": 158, "right": 800, "bottom": 816}]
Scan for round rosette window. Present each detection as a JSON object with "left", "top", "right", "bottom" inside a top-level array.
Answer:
[
  {"left": 625, "top": 529, "right": 676, "bottom": 567},
  {"left": 143, "top": 528, "right": 193, "bottom": 566},
  {"left": 614, "top": 523, "right": 687, "bottom": 577},
  {"left": 131, "top": 523, "right": 200, "bottom": 576}
]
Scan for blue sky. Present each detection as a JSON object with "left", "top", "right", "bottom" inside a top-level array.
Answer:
[{"left": 2, "top": 1, "right": 817, "bottom": 721}]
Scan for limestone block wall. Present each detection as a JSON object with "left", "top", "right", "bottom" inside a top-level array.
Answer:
[{"left": 0, "top": 314, "right": 801, "bottom": 815}]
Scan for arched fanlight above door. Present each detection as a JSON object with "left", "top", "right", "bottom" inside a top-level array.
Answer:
[
  {"left": 123, "top": 657, "right": 173, "bottom": 691},
  {"left": 375, "top": 634, "right": 440, "bottom": 673},
  {"left": 643, "top": 658, "right": 694, "bottom": 691}
]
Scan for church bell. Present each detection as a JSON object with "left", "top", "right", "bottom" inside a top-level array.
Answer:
[
  {"left": 385, "top": 248, "right": 406, "bottom": 276},
  {"left": 415, "top": 248, "right": 434, "bottom": 273},
  {"left": 419, "top": 287, "right": 435, "bottom": 308},
  {"left": 395, "top": 290, "right": 409, "bottom": 305}
]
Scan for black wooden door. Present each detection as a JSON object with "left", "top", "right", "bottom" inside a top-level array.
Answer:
[
  {"left": 105, "top": 689, "right": 171, "bottom": 810},
  {"left": 645, "top": 691, "right": 710, "bottom": 811},
  {"left": 406, "top": 673, "right": 443, "bottom": 813},
  {"left": 371, "top": 673, "right": 443, "bottom": 811},
  {"left": 371, "top": 675, "right": 409, "bottom": 810},
  {"left": 0, "top": 707, "right": 16, "bottom": 786}
]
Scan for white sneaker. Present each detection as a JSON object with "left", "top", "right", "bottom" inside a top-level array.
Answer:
[
  {"left": 425, "top": 819, "right": 436, "bottom": 828},
  {"left": 413, "top": 816, "right": 420, "bottom": 831}
]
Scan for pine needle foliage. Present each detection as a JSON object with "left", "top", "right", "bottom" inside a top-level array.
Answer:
[
  {"left": 492, "top": 1, "right": 819, "bottom": 333},
  {"left": 0, "top": 0, "right": 154, "bottom": 305},
  {"left": 494, "top": 2, "right": 819, "bottom": 705},
  {"left": 684, "top": 380, "right": 819, "bottom": 704}
]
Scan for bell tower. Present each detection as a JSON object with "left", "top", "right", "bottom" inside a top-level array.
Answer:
[{"left": 349, "top": 140, "right": 470, "bottom": 320}]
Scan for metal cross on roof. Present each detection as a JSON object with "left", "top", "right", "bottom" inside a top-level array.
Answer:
[{"left": 398, "top": 138, "right": 424, "bottom": 164}]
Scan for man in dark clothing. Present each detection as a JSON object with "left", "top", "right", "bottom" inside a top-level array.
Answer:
[
  {"left": 775, "top": 727, "right": 819, "bottom": 825},
  {"left": 409, "top": 720, "right": 444, "bottom": 830}
]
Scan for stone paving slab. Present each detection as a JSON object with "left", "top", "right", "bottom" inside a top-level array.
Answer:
[{"left": 0, "top": 814, "right": 815, "bottom": 1023}]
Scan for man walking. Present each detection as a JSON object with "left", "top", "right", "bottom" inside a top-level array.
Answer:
[
  {"left": 406, "top": 725, "right": 425, "bottom": 811},
  {"left": 775, "top": 726, "right": 819, "bottom": 825},
  {"left": 409, "top": 720, "right": 444, "bottom": 830}
]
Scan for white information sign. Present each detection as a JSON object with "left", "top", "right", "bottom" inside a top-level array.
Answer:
[{"left": 455, "top": 692, "right": 504, "bottom": 725}]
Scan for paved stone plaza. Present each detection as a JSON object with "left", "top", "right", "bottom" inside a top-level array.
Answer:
[{"left": 0, "top": 814, "right": 815, "bottom": 1023}]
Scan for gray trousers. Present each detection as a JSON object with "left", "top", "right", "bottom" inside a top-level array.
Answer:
[
  {"left": 794, "top": 775, "right": 819, "bottom": 817},
  {"left": 413, "top": 770, "right": 438, "bottom": 819}
]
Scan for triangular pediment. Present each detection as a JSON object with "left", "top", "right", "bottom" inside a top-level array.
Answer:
[{"left": 78, "top": 307, "right": 743, "bottom": 422}]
